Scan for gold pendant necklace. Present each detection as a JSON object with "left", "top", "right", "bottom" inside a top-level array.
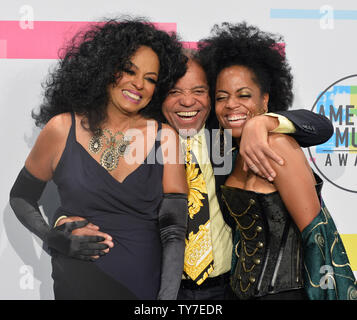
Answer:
[{"left": 88, "top": 128, "right": 131, "bottom": 171}]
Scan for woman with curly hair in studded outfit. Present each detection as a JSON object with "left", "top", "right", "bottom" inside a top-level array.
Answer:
[
  {"left": 197, "top": 22, "right": 357, "bottom": 300},
  {"left": 9, "top": 17, "right": 189, "bottom": 300}
]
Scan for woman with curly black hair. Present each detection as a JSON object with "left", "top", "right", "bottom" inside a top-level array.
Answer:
[
  {"left": 198, "top": 22, "right": 356, "bottom": 300},
  {"left": 9, "top": 17, "right": 189, "bottom": 299}
]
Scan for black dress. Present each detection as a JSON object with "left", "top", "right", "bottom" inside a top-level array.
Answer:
[{"left": 51, "top": 113, "right": 163, "bottom": 300}]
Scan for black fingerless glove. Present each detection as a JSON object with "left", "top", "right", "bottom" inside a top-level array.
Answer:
[
  {"left": 10, "top": 167, "right": 107, "bottom": 261},
  {"left": 157, "top": 193, "right": 188, "bottom": 300},
  {"left": 46, "top": 220, "right": 108, "bottom": 261}
]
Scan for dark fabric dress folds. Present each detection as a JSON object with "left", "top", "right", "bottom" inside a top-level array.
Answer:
[{"left": 51, "top": 113, "right": 164, "bottom": 300}]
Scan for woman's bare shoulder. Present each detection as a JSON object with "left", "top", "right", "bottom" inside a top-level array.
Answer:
[
  {"left": 161, "top": 123, "right": 178, "bottom": 135},
  {"left": 25, "top": 113, "right": 73, "bottom": 180},
  {"left": 160, "top": 123, "right": 180, "bottom": 144},
  {"left": 43, "top": 112, "right": 72, "bottom": 138}
]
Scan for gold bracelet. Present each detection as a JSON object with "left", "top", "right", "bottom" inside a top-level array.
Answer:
[{"left": 53, "top": 215, "right": 68, "bottom": 228}]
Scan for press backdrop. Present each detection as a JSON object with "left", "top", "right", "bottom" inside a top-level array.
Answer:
[{"left": 0, "top": 0, "right": 356, "bottom": 299}]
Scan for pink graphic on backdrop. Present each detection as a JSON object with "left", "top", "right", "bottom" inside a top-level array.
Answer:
[
  {"left": 0, "top": 21, "right": 285, "bottom": 59},
  {"left": 0, "top": 21, "right": 176, "bottom": 59},
  {"left": 0, "top": 40, "right": 7, "bottom": 58},
  {"left": 181, "top": 41, "right": 286, "bottom": 55},
  {"left": 182, "top": 42, "right": 198, "bottom": 50},
  {"left": 272, "top": 43, "right": 286, "bottom": 57}
]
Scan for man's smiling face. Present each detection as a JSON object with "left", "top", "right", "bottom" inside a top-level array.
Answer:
[{"left": 162, "top": 60, "right": 211, "bottom": 134}]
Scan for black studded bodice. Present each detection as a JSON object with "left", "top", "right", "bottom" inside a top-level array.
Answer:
[
  {"left": 221, "top": 174, "right": 323, "bottom": 299},
  {"left": 221, "top": 186, "right": 304, "bottom": 299}
]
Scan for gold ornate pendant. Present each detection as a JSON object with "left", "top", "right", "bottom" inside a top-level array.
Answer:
[
  {"left": 88, "top": 134, "right": 103, "bottom": 154},
  {"left": 89, "top": 128, "right": 131, "bottom": 172},
  {"left": 100, "top": 147, "right": 119, "bottom": 171},
  {"left": 116, "top": 137, "right": 131, "bottom": 157}
]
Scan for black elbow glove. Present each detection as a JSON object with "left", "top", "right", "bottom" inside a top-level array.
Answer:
[
  {"left": 9, "top": 167, "right": 107, "bottom": 261},
  {"left": 157, "top": 193, "right": 188, "bottom": 300}
]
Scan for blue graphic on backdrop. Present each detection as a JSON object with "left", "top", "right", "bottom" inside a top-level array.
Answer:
[{"left": 308, "top": 75, "right": 357, "bottom": 193}]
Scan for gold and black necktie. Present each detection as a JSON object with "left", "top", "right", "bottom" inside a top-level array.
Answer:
[{"left": 183, "top": 137, "right": 214, "bottom": 285}]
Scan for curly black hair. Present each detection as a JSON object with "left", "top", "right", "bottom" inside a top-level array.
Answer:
[
  {"left": 33, "top": 16, "right": 187, "bottom": 132},
  {"left": 197, "top": 22, "right": 293, "bottom": 119}
]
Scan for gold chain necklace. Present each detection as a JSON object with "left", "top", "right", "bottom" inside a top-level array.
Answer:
[{"left": 88, "top": 128, "right": 131, "bottom": 171}]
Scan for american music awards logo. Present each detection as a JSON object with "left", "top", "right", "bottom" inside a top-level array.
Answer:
[{"left": 308, "top": 75, "right": 357, "bottom": 193}]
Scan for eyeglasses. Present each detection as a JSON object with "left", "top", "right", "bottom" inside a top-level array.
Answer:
[{"left": 167, "top": 87, "right": 209, "bottom": 97}]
